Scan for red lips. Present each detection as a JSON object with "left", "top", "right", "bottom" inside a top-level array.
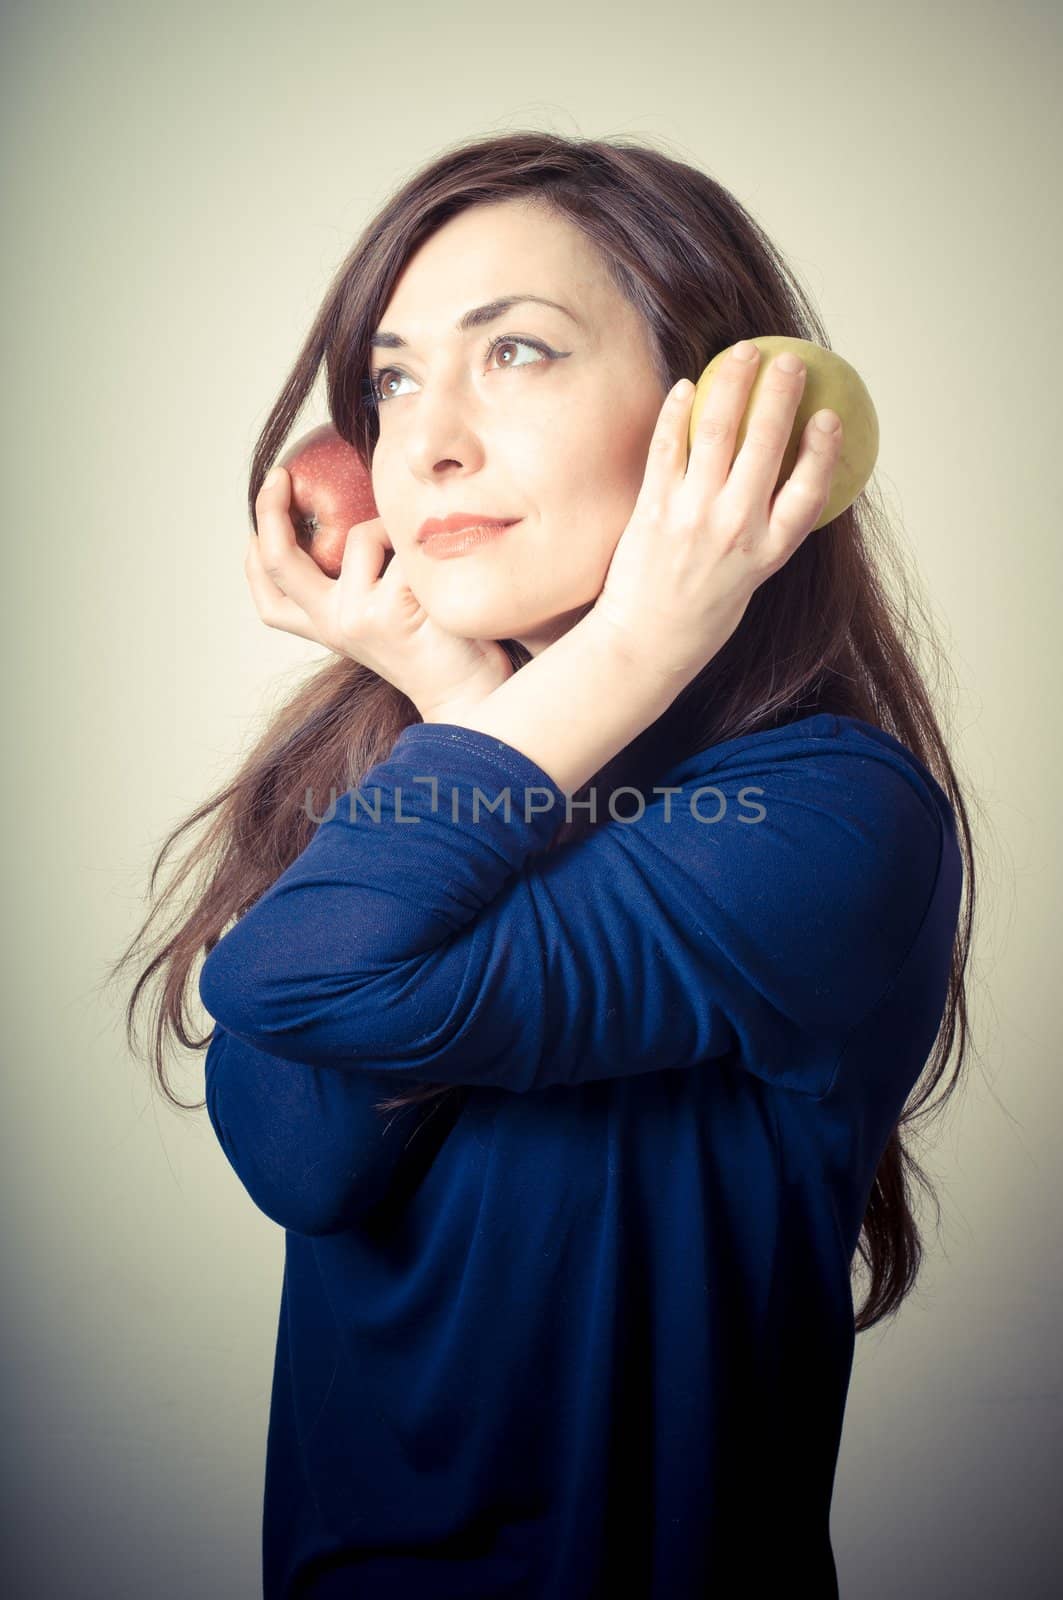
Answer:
[{"left": 417, "top": 511, "right": 518, "bottom": 542}]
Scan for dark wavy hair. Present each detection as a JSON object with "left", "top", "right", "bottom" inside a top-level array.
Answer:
[{"left": 104, "top": 129, "right": 986, "bottom": 1332}]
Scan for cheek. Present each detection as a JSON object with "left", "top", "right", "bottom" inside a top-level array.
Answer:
[
  {"left": 569, "top": 421, "right": 654, "bottom": 549},
  {"left": 613, "top": 403, "right": 659, "bottom": 488},
  {"left": 538, "top": 401, "right": 650, "bottom": 504},
  {"left": 368, "top": 463, "right": 409, "bottom": 548}
]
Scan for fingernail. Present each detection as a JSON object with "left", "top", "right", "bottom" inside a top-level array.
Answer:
[
  {"left": 815, "top": 412, "right": 840, "bottom": 433},
  {"left": 265, "top": 466, "right": 284, "bottom": 486},
  {"left": 732, "top": 340, "right": 758, "bottom": 362}
]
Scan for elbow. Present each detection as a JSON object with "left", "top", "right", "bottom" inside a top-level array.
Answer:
[
  {"left": 199, "top": 942, "right": 243, "bottom": 1036},
  {"left": 199, "top": 946, "right": 308, "bottom": 1058},
  {"left": 199, "top": 939, "right": 389, "bottom": 1068},
  {"left": 198, "top": 923, "right": 311, "bottom": 1042}
]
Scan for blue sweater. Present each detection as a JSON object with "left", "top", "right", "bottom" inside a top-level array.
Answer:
[{"left": 199, "top": 711, "right": 962, "bottom": 1598}]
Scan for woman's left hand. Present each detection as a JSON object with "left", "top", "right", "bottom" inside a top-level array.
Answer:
[{"left": 592, "top": 344, "right": 843, "bottom": 684}]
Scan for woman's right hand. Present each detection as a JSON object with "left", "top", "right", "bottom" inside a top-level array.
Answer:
[{"left": 245, "top": 466, "right": 515, "bottom": 720}]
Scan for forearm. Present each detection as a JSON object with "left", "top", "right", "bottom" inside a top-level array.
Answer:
[{"left": 422, "top": 610, "right": 683, "bottom": 795}]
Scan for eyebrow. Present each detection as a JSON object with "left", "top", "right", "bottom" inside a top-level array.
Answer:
[{"left": 370, "top": 294, "right": 580, "bottom": 350}]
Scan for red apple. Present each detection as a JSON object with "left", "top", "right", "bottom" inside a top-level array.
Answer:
[{"left": 276, "top": 424, "right": 379, "bottom": 578}]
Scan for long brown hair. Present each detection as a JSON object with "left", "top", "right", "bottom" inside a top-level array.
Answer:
[{"left": 104, "top": 130, "right": 986, "bottom": 1333}]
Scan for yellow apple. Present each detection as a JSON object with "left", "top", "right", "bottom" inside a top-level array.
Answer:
[{"left": 688, "top": 336, "right": 879, "bottom": 531}]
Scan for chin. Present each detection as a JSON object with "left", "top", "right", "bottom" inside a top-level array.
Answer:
[
  {"left": 416, "top": 585, "right": 525, "bottom": 633},
  {"left": 429, "top": 605, "right": 530, "bottom": 643},
  {"left": 417, "top": 570, "right": 599, "bottom": 640}
]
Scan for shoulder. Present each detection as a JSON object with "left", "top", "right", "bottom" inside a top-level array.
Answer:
[
  {"left": 600, "top": 712, "right": 951, "bottom": 1038},
  {"left": 656, "top": 712, "right": 951, "bottom": 846}
]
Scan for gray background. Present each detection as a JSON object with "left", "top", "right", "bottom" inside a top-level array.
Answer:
[{"left": 2, "top": 0, "right": 1058, "bottom": 1594}]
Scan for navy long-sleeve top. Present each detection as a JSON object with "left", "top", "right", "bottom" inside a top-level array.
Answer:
[{"left": 198, "top": 711, "right": 962, "bottom": 1598}]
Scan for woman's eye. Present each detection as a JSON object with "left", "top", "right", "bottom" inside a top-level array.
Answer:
[{"left": 369, "top": 334, "right": 556, "bottom": 405}]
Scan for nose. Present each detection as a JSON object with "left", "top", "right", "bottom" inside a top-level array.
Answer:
[
  {"left": 376, "top": 361, "right": 493, "bottom": 473},
  {"left": 401, "top": 379, "right": 488, "bottom": 477}
]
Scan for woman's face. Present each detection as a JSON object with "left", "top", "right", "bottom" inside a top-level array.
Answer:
[{"left": 367, "top": 198, "right": 669, "bottom": 656}]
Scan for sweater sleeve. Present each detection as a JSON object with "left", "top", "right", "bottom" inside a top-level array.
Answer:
[
  {"left": 198, "top": 721, "right": 946, "bottom": 1097},
  {"left": 203, "top": 1022, "right": 457, "bottom": 1234}
]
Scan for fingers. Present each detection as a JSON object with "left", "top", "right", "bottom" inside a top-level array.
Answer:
[
  {"left": 244, "top": 528, "right": 327, "bottom": 643},
  {"left": 722, "top": 350, "right": 809, "bottom": 509},
  {"left": 336, "top": 514, "right": 393, "bottom": 597},
  {"left": 633, "top": 379, "right": 695, "bottom": 520},
  {"left": 254, "top": 467, "right": 334, "bottom": 619},
  {"left": 766, "top": 410, "right": 843, "bottom": 549},
  {"left": 684, "top": 341, "right": 763, "bottom": 494}
]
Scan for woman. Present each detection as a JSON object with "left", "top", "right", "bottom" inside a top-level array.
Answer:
[{"left": 111, "top": 132, "right": 977, "bottom": 1597}]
